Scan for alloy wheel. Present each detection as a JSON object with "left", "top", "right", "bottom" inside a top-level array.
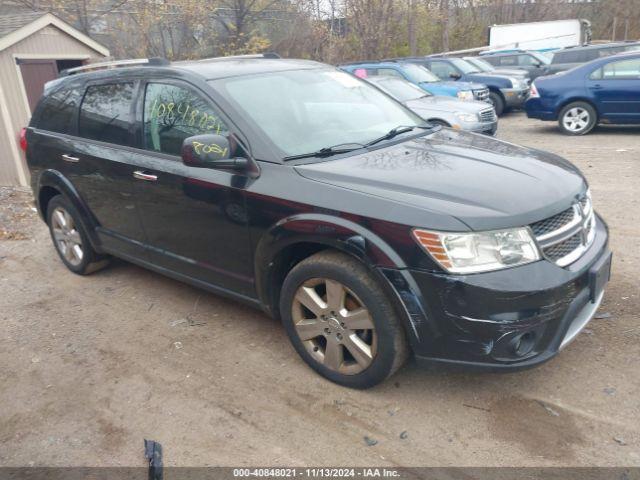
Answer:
[
  {"left": 562, "top": 107, "right": 590, "bottom": 133},
  {"left": 51, "top": 206, "right": 84, "bottom": 266},
  {"left": 292, "top": 278, "right": 377, "bottom": 375}
]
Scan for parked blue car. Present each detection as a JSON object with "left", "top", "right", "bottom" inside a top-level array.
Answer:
[
  {"left": 339, "top": 61, "right": 487, "bottom": 103},
  {"left": 526, "top": 52, "right": 640, "bottom": 135},
  {"left": 392, "top": 57, "right": 530, "bottom": 116}
]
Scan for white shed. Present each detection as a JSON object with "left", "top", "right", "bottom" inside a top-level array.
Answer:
[{"left": 0, "top": 12, "right": 109, "bottom": 186}]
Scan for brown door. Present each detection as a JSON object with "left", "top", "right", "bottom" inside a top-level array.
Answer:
[{"left": 18, "top": 59, "right": 59, "bottom": 113}]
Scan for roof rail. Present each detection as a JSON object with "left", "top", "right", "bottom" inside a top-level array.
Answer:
[{"left": 59, "top": 57, "right": 169, "bottom": 77}]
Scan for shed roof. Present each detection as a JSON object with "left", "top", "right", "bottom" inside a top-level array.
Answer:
[
  {"left": 0, "top": 11, "right": 109, "bottom": 56},
  {"left": 0, "top": 11, "right": 45, "bottom": 37}
]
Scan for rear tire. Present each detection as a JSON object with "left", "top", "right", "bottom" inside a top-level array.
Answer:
[
  {"left": 488, "top": 92, "right": 505, "bottom": 116},
  {"left": 558, "top": 102, "right": 597, "bottom": 135},
  {"left": 46, "top": 195, "right": 109, "bottom": 275},
  {"left": 279, "top": 251, "right": 409, "bottom": 389}
]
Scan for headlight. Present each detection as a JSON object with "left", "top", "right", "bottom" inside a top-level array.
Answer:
[
  {"left": 457, "top": 90, "right": 474, "bottom": 101},
  {"left": 454, "top": 112, "right": 478, "bottom": 123},
  {"left": 509, "top": 77, "right": 525, "bottom": 89},
  {"left": 413, "top": 227, "right": 540, "bottom": 274}
]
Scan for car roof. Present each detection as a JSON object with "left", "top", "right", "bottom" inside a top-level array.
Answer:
[
  {"left": 482, "top": 50, "right": 534, "bottom": 57},
  {"left": 340, "top": 61, "right": 408, "bottom": 68},
  {"left": 53, "top": 57, "right": 328, "bottom": 87},
  {"left": 554, "top": 42, "right": 640, "bottom": 53},
  {"left": 175, "top": 57, "right": 326, "bottom": 79}
]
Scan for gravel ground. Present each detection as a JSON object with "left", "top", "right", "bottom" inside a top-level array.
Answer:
[{"left": 0, "top": 112, "right": 638, "bottom": 467}]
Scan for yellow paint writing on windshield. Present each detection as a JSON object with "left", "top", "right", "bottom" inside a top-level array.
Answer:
[{"left": 150, "top": 99, "right": 224, "bottom": 134}]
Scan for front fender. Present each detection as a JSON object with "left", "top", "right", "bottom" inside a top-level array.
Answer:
[
  {"left": 254, "top": 214, "right": 432, "bottom": 349},
  {"left": 37, "top": 169, "right": 102, "bottom": 250}
]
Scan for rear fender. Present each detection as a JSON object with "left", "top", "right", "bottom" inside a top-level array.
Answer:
[{"left": 37, "top": 169, "right": 102, "bottom": 251}]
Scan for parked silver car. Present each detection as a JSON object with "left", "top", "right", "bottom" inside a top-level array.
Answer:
[{"left": 365, "top": 76, "right": 498, "bottom": 135}]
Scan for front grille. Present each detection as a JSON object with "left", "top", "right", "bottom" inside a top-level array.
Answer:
[
  {"left": 543, "top": 232, "right": 582, "bottom": 261},
  {"left": 530, "top": 193, "right": 595, "bottom": 267},
  {"left": 473, "top": 88, "right": 489, "bottom": 101},
  {"left": 530, "top": 207, "right": 575, "bottom": 237},
  {"left": 478, "top": 108, "right": 496, "bottom": 123}
]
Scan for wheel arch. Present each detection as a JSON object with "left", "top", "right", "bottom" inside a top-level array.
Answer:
[
  {"left": 253, "top": 214, "right": 425, "bottom": 347},
  {"left": 36, "top": 169, "right": 102, "bottom": 250},
  {"left": 554, "top": 97, "right": 599, "bottom": 120},
  {"left": 427, "top": 118, "right": 450, "bottom": 127}
]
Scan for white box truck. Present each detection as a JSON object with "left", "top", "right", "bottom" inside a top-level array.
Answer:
[{"left": 487, "top": 19, "right": 592, "bottom": 52}]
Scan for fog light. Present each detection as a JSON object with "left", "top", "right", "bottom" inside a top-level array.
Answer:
[{"left": 512, "top": 332, "right": 536, "bottom": 357}]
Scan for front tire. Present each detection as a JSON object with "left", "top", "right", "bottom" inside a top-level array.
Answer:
[
  {"left": 558, "top": 102, "right": 597, "bottom": 135},
  {"left": 488, "top": 92, "right": 505, "bottom": 116},
  {"left": 46, "top": 195, "right": 109, "bottom": 275},
  {"left": 280, "top": 251, "right": 409, "bottom": 389}
]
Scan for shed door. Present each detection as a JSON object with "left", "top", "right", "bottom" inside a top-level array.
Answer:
[{"left": 18, "top": 59, "right": 59, "bottom": 113}]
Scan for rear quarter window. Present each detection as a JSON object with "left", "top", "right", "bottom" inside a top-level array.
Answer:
[
  {"left": 78, "top": 83, "right": 135, "bottom": 146},
  {"left": 34, "top": 87, "right": 82, "bottom": 134}
]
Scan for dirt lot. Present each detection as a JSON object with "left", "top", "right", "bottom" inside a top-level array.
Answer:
[{"left": 0, "top": 113, "right": 639, "bottom": 467}]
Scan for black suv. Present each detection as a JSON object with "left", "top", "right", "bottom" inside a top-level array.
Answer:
[
  {"left": 545, "top": 42, "right": 640, "bottom": 75},
  {"left": 24, "top": 56, "right": 612, "bottom": 388},
  {"left": 481, "top": 50, "right": 552, "bottom": 80}
]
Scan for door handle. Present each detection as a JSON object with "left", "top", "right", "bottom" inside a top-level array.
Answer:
[
  {"left": 61, "top": 154, "right": 79, "bottom": 163},
  {"left": 133, "top": 170, "right": 158, "bottom": 182},
  {"left": 590, "top": 84, "right": 603, "bottom": 90}
]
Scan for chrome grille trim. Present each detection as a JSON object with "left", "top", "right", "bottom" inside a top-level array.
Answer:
[
  {"left": 478, "top": 108, "right": 496, "bottom": 123},
  {"left": 473, "top": 88, "right": 489, "bottom": 101},
  {"left": 531, "top": 194, "right": 595, "bottom": 267}
]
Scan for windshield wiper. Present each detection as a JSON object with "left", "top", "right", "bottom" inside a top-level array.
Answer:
[
  {"left": 283, "top": 142, "right": 366, "bottom": 161},
  {"left": 364, "top": 124, "right": 433, "bottom": 148}
]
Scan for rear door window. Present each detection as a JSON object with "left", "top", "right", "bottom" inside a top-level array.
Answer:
[
  {"left": 602, "top": 58, "right": 640, "bottom": 79},
  {"left": 79, "top": 83, "right": 135, "bottom": 145},
  {"left": 35, "top": 87, "right": 82, "bottom": 134},
  {"left": 143, "top": 83, "right": 228, "bottom": 156}
]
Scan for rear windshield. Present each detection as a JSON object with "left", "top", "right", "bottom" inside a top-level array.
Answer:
[{"left": 34, "top": 87, "right": 82, "bottom": 134}]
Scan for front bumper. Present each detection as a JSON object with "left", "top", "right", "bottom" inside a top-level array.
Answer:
[
  {"left": 500, "top": 87, "right": 530, "bottom": 108},
  {"left": 381, "top": 215, "right": 611, "bottom": 371},
  {"left": 462, "top": 120, "right": 498, "bottom": 136}
]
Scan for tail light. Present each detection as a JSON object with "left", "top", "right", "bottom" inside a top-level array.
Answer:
[
  {"left": 529, "top": 82, "right": 540, "bottom": 99},
  {"left": 19, "top": 128, "right": 27, "bottom": 152}
]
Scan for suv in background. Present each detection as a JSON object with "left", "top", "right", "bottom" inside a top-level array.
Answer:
[
  {"left": 24, "top": 55, "right": 611, "bottom": 388},
  {"left": 339, "top": 61, "right": 482, "bottom": 102},
  {"left": 393, "top": 57, "right": 529, "bottom": 115},
  {"left": 545, "top": 42, "right": 640, "bottom": 75},
  {"left": 481, "top": 50, "right": 551, "bottom": 80},
  {"left": 463, "top": 56, "right": 532, "bottom": 85}
]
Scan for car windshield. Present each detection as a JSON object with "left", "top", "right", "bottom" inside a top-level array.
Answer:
[
  {"left": 465, "top": 57, "right": 494, "bottom": 72},
  {"left": 449, "top": 58, "right": 479, "bottom": 73},
  {"left": 530, "top": 52, "right": 551, "bottom": 65},
  {"left": 212, "top": 69, "right": 424, "bottom": 159},
  {"left": 372, "top": 77, "right": 430, "bottom": 102},
  {"left": 401, "top": 64, "right": 441, "bottom": 83}
]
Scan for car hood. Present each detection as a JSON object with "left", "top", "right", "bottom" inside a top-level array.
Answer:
[
  {"left": 294, "top": 129, "right": 586, "bottom": 231},
  {"left": 405, "top": 96, "right": 489, "bottom": 114}
]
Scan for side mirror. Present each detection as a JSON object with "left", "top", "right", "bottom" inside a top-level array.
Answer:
[
  {"left": 449, "top": 72, "right": 462, "bottom": 80},
  {"left": 181, "top": 134, "right": 248, "bottom": 171},
  {"left": 534, "top": 63, "right": 542, "bottom": 68}
]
